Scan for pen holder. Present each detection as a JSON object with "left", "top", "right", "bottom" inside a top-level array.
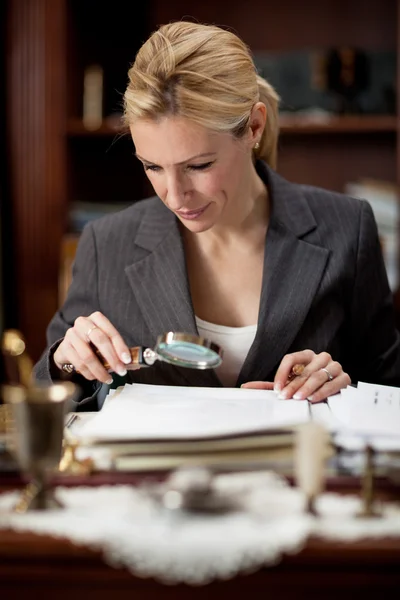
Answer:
[{"left": 3, "top": 382, "right": 79, "bottom": 512}]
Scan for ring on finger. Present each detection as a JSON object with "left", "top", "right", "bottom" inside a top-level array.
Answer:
[
  {"left": 321, "top": 367, "right": 334, "bottom": 382},
  {"left": 85, "top": 324, "right": 98, "bottom": 342}
]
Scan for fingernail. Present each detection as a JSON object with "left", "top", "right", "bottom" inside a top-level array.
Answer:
[
  {"left": 307, "top": 395, "right": 313, "bottom": 402},
  {"left": 274, "top": 383, "right": 282, "bottom": 392},
  {"left": 293, "top": 392, "right": 303, "bottom": 400},
  {"left": 116, "top": 367, "right": 127, "bottom": 377},
  {"left": 121, "top": 352, "right": 131, "bottom": 364},
  {"left": 106, "top": 377, "right": 113, "bottom": 385},
  {"left": 278, "top": 391, "right": 288, "bottom": 400}
]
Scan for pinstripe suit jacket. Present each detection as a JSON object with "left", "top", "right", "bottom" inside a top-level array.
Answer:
[{"left": 34, "top": 162, "right": 400, "bottom": 409}]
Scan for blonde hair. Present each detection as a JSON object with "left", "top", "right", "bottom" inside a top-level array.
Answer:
[{"left": 123, "top": 21, "right": 280, "bottom": 168}]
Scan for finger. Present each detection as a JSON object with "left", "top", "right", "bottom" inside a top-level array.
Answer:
[
  {"left": 308, "top": 370, "right": 351, "bottom": 404},
  {"left": 55, "top": 337, "right": 113, "bottom": 384},
  {"left": 89, "top": 312, "right": 132, "bottom": 365},
  {"left": 63, "top": 328, "right": 114, "bottom": 384},
  {"left": 282, "top": 352, "right": 333, "bottom": 400},
  {"left": 274, "top": 349, "right": 316, "bottom": 395},
  {"left": 74, "top": 315, "right": 127, "bottom": 376},
  {"left": 291, "top": 360, "right": 347, "bottom": 402},
  {"left": 241, "top": 381, "right": 274, "bottom": 390}
]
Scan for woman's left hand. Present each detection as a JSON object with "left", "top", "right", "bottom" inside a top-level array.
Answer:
[{"left": 241, "top": 350, "right": 351, "bottom": 403}]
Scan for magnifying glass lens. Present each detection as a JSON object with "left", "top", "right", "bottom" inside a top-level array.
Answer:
[{"left": 156, "top": 340, "right": 222, "bottom": 369}]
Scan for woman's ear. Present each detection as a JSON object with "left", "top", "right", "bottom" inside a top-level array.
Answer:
[{"left": 248, "top": 102, "right": 267, "bottom": 147}]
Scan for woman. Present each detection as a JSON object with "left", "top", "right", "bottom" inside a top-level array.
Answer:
[{"left": 34, "top": 21, "right": 400, "bottom": 409}]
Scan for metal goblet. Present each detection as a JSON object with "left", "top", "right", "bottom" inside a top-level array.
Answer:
[{"left": 3, "top": 381, "right": 79, "bottom": 512}]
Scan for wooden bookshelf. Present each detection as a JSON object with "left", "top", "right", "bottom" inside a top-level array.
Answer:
[{"left": 6, "top": 0, "right": 400, "bottom": 360}]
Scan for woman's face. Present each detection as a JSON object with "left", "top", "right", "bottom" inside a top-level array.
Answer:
[{"left": 130, "top": 116, "right": 257, "bottom": 233}]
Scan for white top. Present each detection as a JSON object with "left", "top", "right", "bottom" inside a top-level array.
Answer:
[{"left": 195, "top": 316, "right": 257, "bottom": 387}]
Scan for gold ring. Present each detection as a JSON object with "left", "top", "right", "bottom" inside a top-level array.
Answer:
[
  {"left": 85, "top": 325, "right": 98, "bottom": 342},
  {"left": 321, "top": 367, "right": 334, "bottom": 382}
]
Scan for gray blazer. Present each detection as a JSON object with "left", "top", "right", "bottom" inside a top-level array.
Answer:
[{"left": 34, "top": 162, "right": 400, "bottom": 409}]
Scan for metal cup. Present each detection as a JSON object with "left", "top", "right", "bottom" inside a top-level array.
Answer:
[{"left": 3, "top": 381, "right": 79, "bottom": 511}]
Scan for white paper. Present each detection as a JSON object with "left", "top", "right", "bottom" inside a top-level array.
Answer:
[
  {"left": 77, "top": 383, "right": 310, "bottom": 442},
  {"left": 75, "top": 381, "right": 400, "bottom": 452},
  {"left": 326, "top": 382, "right": 400, "bottom": 451}
]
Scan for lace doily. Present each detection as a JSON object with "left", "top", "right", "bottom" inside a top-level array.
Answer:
[{"left": 0, "top": 471, "right": 399, "bottom": 585}]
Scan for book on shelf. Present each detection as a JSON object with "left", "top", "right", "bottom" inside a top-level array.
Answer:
[
  {"left": 254, "top": 49, "right": 396, "bottom": 116},
  {"left": 344, "top": 178, "right": 399, "bottom": 292},
  {"left": 83, "top": 64, "right": 104, "bottom": 131}
]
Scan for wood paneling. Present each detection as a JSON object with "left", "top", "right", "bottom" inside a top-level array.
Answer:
[{"left": 7, "top": 0, "right": 67, "bottom": 360}]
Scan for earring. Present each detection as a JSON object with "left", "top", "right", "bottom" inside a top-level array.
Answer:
[{"left": 254, "top": 142, "right": 260, "bottom": 150}]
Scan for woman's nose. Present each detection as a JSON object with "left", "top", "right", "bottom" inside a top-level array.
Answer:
[{"left": 166, "top": 175, "right": 190, "bottom": 209}]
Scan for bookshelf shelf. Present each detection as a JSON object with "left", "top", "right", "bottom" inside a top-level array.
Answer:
[
  {"left": 66, "top": 118, "right": 127, "bottom": 137},
  {"left": 66, "top": 115, "right": 398, "bottom": 137},
  {"left": 280, "top": 115, "right": 397, "bottom": 134}
]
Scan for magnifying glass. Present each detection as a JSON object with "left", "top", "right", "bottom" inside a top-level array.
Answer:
[{"left": 61, "top": 332, "right": 223, "bottom": 374}]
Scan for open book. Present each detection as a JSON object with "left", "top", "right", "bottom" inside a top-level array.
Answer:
[
  {"left": 74, "top": 384, "right": 311, "bottom": 471},
  {"left": 73, "top": 382, "right": 400, "bottom": 471},
  {"left": 78, "top": 383, "right": 310, "bottom": 442}
]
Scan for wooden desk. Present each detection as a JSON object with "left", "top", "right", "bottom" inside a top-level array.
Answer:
[{"left": 1, "top": 474, "right": 400, "bottom": 599}]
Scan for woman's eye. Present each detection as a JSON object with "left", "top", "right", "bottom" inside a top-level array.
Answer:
[
  {"left": 188, "top": 162, "right": 214, "bottom": 171},
  {"left": 143, "top": 161, "right": 214, "bottom": 173}
]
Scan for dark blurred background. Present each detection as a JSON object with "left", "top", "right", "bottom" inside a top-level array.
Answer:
[{"left": 2, "top": 0, "right": 400, "bottom": 361}]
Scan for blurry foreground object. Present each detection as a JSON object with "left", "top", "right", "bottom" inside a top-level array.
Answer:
[
  {"left": 3, "top": 381, "right": 78, "bottom": 512},
  {"left": 1, "top": 328, "right": 34, "bottom": 438},
  {"left": 2, "top": 329, "right": 33, "bottom": 387},
  {"left": 295, "top": 421, "right": 329, "bottom": 515},
  {"left": 0, "top": 329, "right": 80, "bottom": 510},
  {"left": 0, "top": 329, "right": 35, "bottom": 469}
]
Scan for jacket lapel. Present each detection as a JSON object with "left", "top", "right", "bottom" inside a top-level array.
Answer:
[
  {"left": 237, "top": 165, "right": 330, "bottom": 385},
  {"left": 125, "top": 200, "right": 221, "bottom": 387}
]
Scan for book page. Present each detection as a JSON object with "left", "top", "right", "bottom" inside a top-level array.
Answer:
[{"left": 77, "top": 383, "right": 310, "bottom": 442}]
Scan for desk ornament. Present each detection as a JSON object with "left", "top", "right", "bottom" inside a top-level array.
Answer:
[
  {"left": 1, "top": 328, "right": 80, "bottom": 511},
  {"left": 0, "top": 329, "right": 33, "bottom": 436},
  {"left": 61, "top": 331, "right": 223, "bottom": 374},
  {"left": 357, "top": 444, "right": 382, "bottom": 518},
  {"left": 294, "top": 421, "right": 329, "bottom": 515},
  {"left": 147, "top": 466, "right": 241, "bottom": 514},
  {"left": 59, "top": 414, "right": 94, "bottom": 475},
  {"left": 3, "top": 381, "right": 79, "bottom": 512},
  {"left": 1, "top": 329, "right": 36, "bottom": 471}
]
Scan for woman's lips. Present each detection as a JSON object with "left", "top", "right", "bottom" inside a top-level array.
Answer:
[{"left": 176, "top": 203, "right": 210, "bottom": 220}]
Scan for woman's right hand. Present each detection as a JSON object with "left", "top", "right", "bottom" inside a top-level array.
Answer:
[{"left": 53, "top": 312, "right": 132, "bottom": 384}]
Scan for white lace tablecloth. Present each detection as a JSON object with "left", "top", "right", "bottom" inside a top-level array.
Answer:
[{"left": 1, "top": 471, "right": 399, "bottom": 585}]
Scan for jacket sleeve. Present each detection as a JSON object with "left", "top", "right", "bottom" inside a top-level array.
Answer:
[
  {"left": 33, "top": 223, "right": 102, "bottom": 410},
  {"left": 350, "top": 200, "right": 400, "bottom": 386}
]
